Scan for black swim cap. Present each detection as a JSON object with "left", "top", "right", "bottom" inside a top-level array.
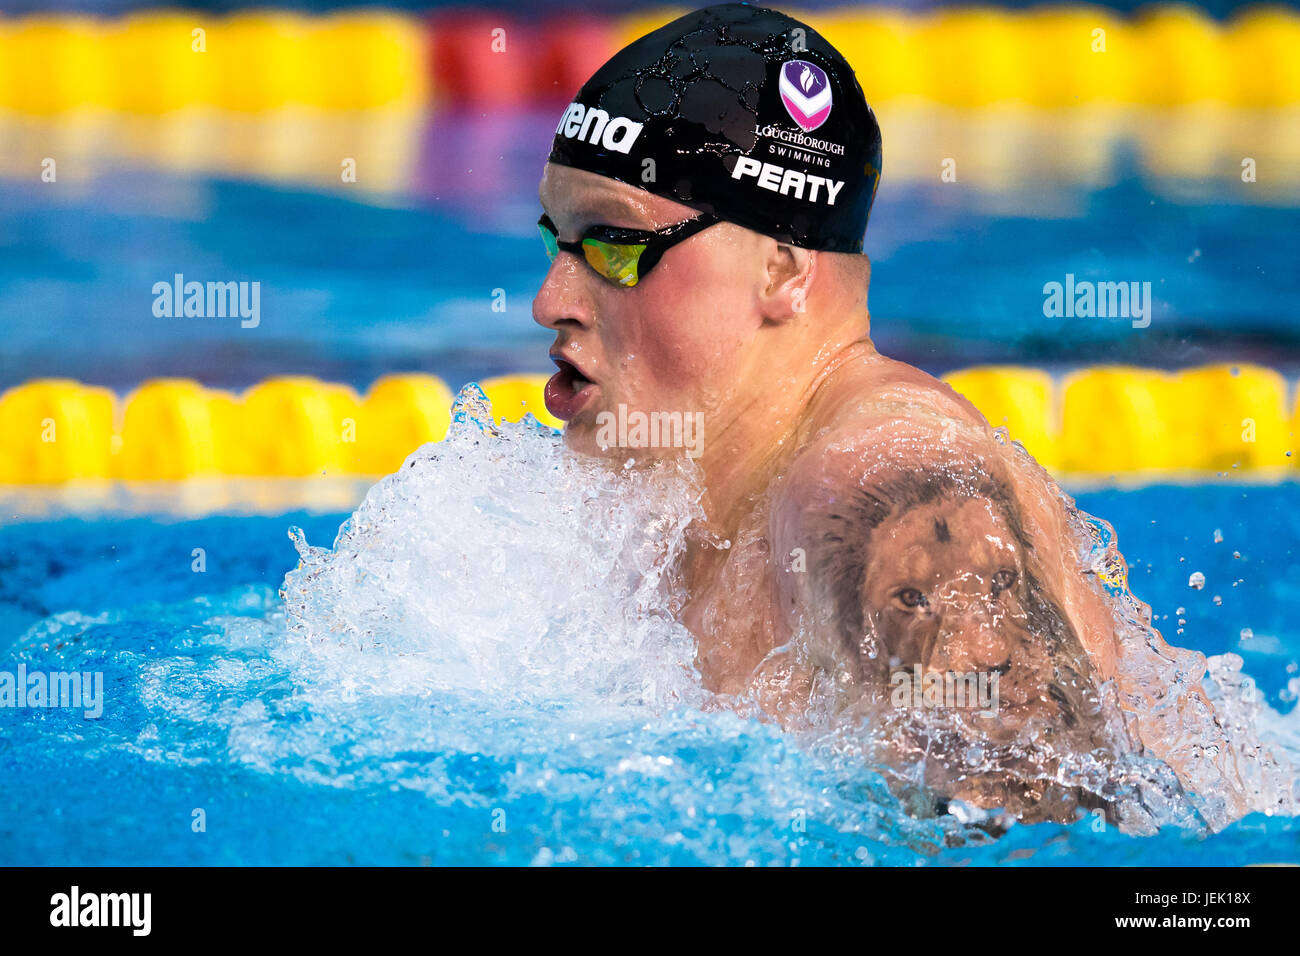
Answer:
[{"left": 547, "top": 3, "right": 882, "bottom": 254}]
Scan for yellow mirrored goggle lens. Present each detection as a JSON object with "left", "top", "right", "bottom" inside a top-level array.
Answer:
[{"left": 582, "top": 239, "right": 648, "bottom": 287}]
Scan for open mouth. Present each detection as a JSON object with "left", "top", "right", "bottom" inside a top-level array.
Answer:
[{"left": 544, "top": 357, "right": 598, "bottom": 421}]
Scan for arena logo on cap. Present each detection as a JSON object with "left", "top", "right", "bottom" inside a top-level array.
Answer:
[
  {"left": 555, "top": 102, "right": 644, "bottom": 155},
  {"left": 778, "top": 60, "right": 832, "bottom": 133}
]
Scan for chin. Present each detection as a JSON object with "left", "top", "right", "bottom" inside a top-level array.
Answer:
[{"left": 560, "top": 420, "right": 613, "bottom": 460}]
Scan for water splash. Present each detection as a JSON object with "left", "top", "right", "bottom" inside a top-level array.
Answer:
[
  {"left": 278, "top": 384, "right": 705, "bottom": 710},
  {"left": 1057, "top": 479, "right": 1296, "bottom": 830},
  {"left": 263, "top": 388, "right": 1295, "bottom": 837},
  {"left": 232, "top": 385, "right": 968, "bottom": 856},
  {"left": 244, "top": 385, "right": 985, "bottom": 853},
  {"left": 7, "top": 386, "right": 1295, "bottom": 863}
]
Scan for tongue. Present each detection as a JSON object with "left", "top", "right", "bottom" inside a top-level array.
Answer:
[{"left": 562, "top": 362, "right": 591, "bottom": 392}]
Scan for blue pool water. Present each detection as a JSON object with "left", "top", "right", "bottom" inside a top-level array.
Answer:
[{"left": 0, "top": 477, "right": 1296, "bottom": 866}]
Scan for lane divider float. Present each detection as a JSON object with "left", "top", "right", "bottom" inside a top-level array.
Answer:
[
  {"left": 0, "top": 365, "right": 1294, "bottom": 482},
  {"left": 0, "top": 7, "right": 1297, "bottom": 113}
]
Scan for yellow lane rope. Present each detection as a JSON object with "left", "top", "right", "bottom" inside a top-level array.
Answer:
[
  {"left": 0, "top": 365, "right": 1293, "bottom": 482},
  {"left": 0, "top": 7, "right": 1297, "bottom": 113}
]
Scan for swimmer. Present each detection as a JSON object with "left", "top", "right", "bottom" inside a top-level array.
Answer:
[{"left": 532, "top": 3, "right": 1236, "bottom": 819}]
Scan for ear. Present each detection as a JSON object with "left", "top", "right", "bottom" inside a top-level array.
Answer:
[{"left": 758, "top": 241, "right": 815, "bottom": 322}]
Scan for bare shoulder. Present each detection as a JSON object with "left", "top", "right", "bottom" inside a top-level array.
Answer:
[
  {"left": 778, "top": 352, "right": 1001, "bottom": 507},
  {"left": 769, "top": 350, "right": 1121, "bottom": 680},
  {"left": 771, "top": 353, "right": 1019, "bottom": 604},
  {"left": 803, "top": 352, "right": 990, "bottom": 441}
]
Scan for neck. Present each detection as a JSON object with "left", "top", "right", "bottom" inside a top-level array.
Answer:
[{"left": 694, "top": 320, "right": 875, "bottom": 538}]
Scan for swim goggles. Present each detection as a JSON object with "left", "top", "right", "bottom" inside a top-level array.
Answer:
[{"left": 537, "top": 212, "right": 721, "bottom": 288}]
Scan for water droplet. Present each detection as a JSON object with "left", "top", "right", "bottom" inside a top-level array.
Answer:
[
  {"left": 1213, "top": 529, "right": 1223, "bottom": 543},
  {"left": 1188, "top": 571, "right": 1206, "bottom": 590},
  {"left": 1213, "top": 595, "right": 1222, "bottom": 606},
  {"left": 287, "top": 525, "right": 312, "bottom": 562},
  {"left": 1240, "top": 628, "right": 1254, "bottom": 641}
]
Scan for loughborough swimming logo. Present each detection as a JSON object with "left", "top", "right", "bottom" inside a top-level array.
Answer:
[
  {"left": 555, "top": 102, "right": 644, "bottom": 155},
  {"left": 778, "top": 60, "right": 832, "bottom": 133}
]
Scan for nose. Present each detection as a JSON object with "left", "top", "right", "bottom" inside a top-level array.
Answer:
[
  {"left": 533, "top": 252, "right": 597, "bottom": 334},
  {"left": 923, "top": 587, "right": 1011, "bottom": 674}
]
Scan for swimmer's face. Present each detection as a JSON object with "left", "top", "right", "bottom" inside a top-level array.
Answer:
[
  {"left": 534, "top": 164, "right": 764, "bottom": 459},
  {"left": 858, "top": 496, "right": 1074, "bottom": 730}
]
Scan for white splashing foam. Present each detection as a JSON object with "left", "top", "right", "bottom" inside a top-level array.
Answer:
[{"left": 278, "top": 385, "right": 707, "bottom": 715}]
